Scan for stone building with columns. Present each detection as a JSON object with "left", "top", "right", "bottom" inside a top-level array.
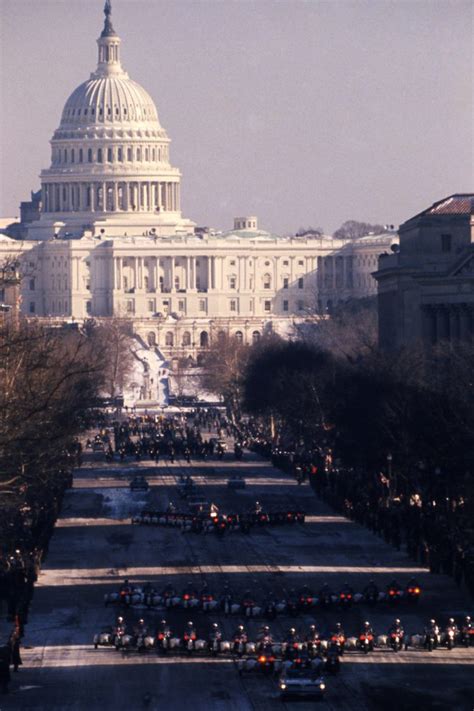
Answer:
[
  {"left": 0, "top": 1, "right": 398, "bottom": 360},
  {"left": 374, "top": 194, "right": 474, "bottom": 350}
]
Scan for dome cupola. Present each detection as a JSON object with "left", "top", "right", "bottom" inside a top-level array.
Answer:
[{"left": 33, "top": 0, "right": 195, "bottom": 238}]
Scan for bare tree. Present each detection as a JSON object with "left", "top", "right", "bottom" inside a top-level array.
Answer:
[
  {"left": 333, "top": 220, "right": 391, "bottom": 240},
  {"left": 85, "top": 318, "right": 135, "bottom": 397}
]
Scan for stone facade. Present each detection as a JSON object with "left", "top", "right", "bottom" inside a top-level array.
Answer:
[{"left": 374, "top": 195, "right": 474, "bottom": 349}]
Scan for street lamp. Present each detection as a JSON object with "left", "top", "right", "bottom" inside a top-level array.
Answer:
[{"left": 387, "top": 452, "right": 393, "bottom": 500}]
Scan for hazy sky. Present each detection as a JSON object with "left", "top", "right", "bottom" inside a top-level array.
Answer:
[{"left": 0, "top": 0, "right": 472, "bottom": 234}]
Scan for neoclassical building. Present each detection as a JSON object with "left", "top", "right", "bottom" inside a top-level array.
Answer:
[
  {"left": 1, "top": 2, "right": 397, "bottom": 359},
  {"left": 374, "top": 194, "right": 474, "bottom": 349}
]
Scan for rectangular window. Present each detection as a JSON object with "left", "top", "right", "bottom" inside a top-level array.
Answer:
[
  {"left": 199, "top": 299, "right": 206, "bottom": 311},
  {"left": 441, "top": 234, "right": 452, "bottom": 253},
  {"left": 29, "top": 278, "right": 35, "bottom": 291},
  {"left": 230, "top": 299, "right": 237, "bottom": 312},
  {"left": 283, "top": 277, "right": 289, "bottom": 289},
  {"left": 29, "top": 302, "right": 35, "bottom": 314},
  {"left": 126, "top": 300, "right": 135, "bottom": 313},
  {"left": 298, "top": 277, "right": 304, "bottom": 289},
  {"left": 230, "top": 277, "right": 237, "bottom": 289},
  {"left": 249, "top": 299, "right": 254, "bottom": 312},
  {"left": 298, "top": 300, "right": 304, "bottom": 310},
  {"left": 283, "top": 300, "right": 289, "bottom": 312},
  {"left": 264, "top": 300, "right": 271, "bottom": 312},
  {"left": 178, "top": 299, "right": 185, "bottom": 311},
  {"left": 86, "top": 301, "right": 92, "bottom": 314},
  {"left": 148, "top": 299, "right": 155, "bottom": 312},
  {"left": 0, "top": 288, "right": 4, "bottom": 301}
]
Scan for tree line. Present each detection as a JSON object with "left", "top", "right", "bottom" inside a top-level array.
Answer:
[{"left": 202, "top": 315, "right": 474, "bottom": 497}]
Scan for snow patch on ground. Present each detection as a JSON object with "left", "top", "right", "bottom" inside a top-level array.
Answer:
[
  {"left": 99, "top": 487, "right": 150, "bottom": 520},
  {"left": 123, "top": 337, "right": 169, "bottom": 407}
]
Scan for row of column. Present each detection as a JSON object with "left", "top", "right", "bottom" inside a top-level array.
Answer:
[
  {"left": 42, "top": 181, "right": 180, "bottom": 214},
  {"left": 318, "top": 255, "right": 353, "bottom": 290},
  {"left": 423, "top": 304, "right": 474, "bottom": 344},
  {"left": 111, "top": 255, "right": 317, "bottom": 293}
]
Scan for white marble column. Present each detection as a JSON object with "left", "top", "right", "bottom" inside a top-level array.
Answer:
[
  {"left": 113, "top": 182, "right": 119, "bottom": 211},
  {"left": 170, "top": 256, "right": 175, "bottom": 291}
]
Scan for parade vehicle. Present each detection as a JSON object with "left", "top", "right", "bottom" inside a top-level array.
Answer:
[
  {"left": 279, "top": 668, "right": 326, "bottom": 700},
  {"left": 129, "top": 476, "right": 149, "bottom": 492}
]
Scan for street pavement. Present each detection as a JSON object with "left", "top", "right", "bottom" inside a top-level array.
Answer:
[{"left": 3, "top": 442, "right": 473, "bottom": 711}]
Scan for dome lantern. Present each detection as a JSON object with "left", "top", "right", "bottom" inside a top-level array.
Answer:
[{"left": 96, "top": 0, "right": 122, "bottom": 77}]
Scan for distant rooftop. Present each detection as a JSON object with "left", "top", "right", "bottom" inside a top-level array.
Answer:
[{"left": 412, "top": 194, "right": 474, "bottom": 219}]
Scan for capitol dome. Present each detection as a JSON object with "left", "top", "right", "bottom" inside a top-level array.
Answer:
[
  {"left": 34, "top": 0, "right": 195, "bottom": 239},
  {"left": 59, "top": 75, "right": 161, "bottom": 130}
]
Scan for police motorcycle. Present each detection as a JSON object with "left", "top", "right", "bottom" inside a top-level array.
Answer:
[
  {"left": 232, "top": 625, "right": 248, "bottom": 657},
  {"left": 134, "top": 619, "right": 155, "bottom": 652},
  {"left": 387, "top": 619, "right": 405, "bottom": 652},
  {"left": 319, "top": 582, "right": 336, "bottom": 608},
  {"left": 181, "top": 582, "right": 200, "bottom": 610},
  {"left": 282, "top": 628, "right": 305, "bottom": 661},
  {"left": 461, "top": 616, "right": 474, "bottom": 647},
  {"left": 329, "top": 623, "right": 346, "bottom": 656},
  {"left": 208, "top": 622, "right": 231, "bottom": 656},
  {"left": 182, "top": 621, "right": 198, "bottom": 655},
  {"left": 200, "top": 584, "right": 219, "bottom": 612},
  {"left": 298, "top": 585, "right": 316, "bottom": 612},
  {"left": 444, "top": 618, "right": 458, "bottom": 650},
  {"left": 155, "top": 619, "right": 172, "bottom": 653},
  {"left": 363, "top": 580, "right": 380, "bottom": 606},
  {"left": 221, "top": 585, "right": 240, "bottom": 616},
  {"left": 241, "top": 590, "right": 262, "bottom": 618},
  {"left": 305, "top": 625, "right": 323, "bottom": 658},
  {"left": 424, "top": 619, "right": 440, "bottom": 652},
  {"left": 162, "top": 583, "right": 180, "bottom": 609},
  {"left": 339, "top": 583, "right": 355, "bottom": 609},
  {"left": 357, "top": 621, "right": 375, "bottom": 653}
]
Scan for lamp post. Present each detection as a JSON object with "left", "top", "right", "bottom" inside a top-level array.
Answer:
[{"left": 387, "top": 452, "right": 393, "bottom": 500}]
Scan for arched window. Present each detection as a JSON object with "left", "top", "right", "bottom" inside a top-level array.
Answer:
[
  {"left": 147, "top": 332, "right": 156, "bottom": 346},
  {"left": 79, "top": 148, "right": 83, "bottom": 163},
  {"left": 71, "top": 149, "right": 75, "bottom": 163},
  {"left": 88, "top": 148, "right": 93, "bottom": 163},
  {"left": 182, "top": 331, "right": 191, "bottom": 346},
  {"left": 174, "top": 276, "right": 180, "bottom": 290},
  {"left": 217, "top": 330, "right": 226, "bottom": 344},
  {"left": 97, "top": 148, "right": 103, "bottom": 163},
  {"left": 137, "top": 147, "right": 142, "bottom": 161},
  {"left": 107, "top": 148, "right": 113, "bottom": 162},
  {"left": 127, "top": 147, "right": 133, "bottom": 161},
  {"left": 64, "top": 149, "right": 68, "bottom": 163},
  {"left": 263, "top": 273, "right": 271, "bottom": 289},
  {"left": 145, "top": 148, "right": 149, "bottom": 161},
  {"left": 152, "top": 148, "right": 156, "bottom": 161},
  {"left": 252, "top": 330, "right": 261, "bottom": 344},
  {"left": 235, "top": 331, "right": 243, "bottom": 343},
  {"left": 200, "top": 331, "right": 209, "bottom": 347},
  {"left": 165, "top": 331, "right": 174, "bottom": 346},
  {"left": 118, "top": 147, "right": 123, "bottom": 162}
]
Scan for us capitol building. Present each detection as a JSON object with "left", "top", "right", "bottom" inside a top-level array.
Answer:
[{"left": 1, "top": 2, "right": 396, "bottom": 359}]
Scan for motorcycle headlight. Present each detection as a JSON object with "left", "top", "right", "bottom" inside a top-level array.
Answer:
[
  {"left": 320, "top": 683, "right": 326, "bottom": 690},
  {"left": 280, "top": 683, "right": 286, "bottom": 690}
]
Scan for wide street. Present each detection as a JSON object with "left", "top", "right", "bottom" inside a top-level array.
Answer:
[{"left": 4, "top": 430, "right": 473, "bottom": 711}]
